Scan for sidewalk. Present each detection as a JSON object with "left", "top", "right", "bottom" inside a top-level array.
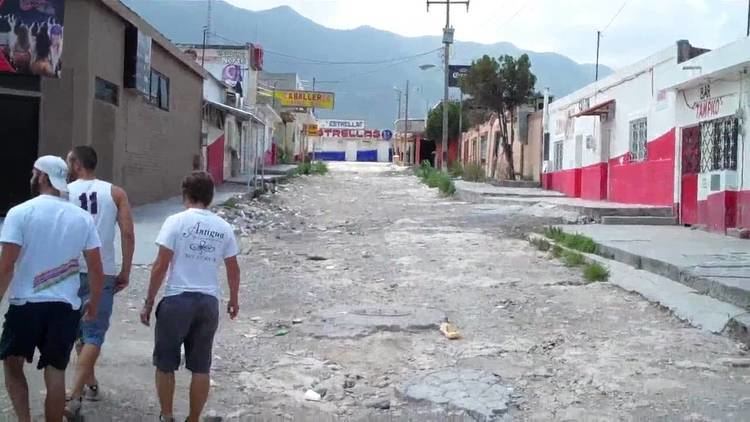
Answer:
[
  {"left": 559, "top": 225, "right": 750, "bottom": 309},
  {"left": 454, "top": 181, "right": 673, "bottom": 219}
]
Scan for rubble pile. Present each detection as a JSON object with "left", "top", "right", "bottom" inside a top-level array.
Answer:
[{"left": 213, "top": 195, "right": 298, "bottom": 236}]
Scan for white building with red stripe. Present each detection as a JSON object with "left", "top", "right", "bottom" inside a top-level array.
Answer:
[{"left": 542, "top": 38, "right": 750, "bottom": 235}]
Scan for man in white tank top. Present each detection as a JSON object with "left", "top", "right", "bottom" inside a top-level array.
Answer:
[{"left": 64, "top": 146, "right": 135, "bottom": 417}]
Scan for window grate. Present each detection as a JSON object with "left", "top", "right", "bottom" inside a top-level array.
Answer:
[
  {"left": 700, "top": 116, "right": 738, "bottom": 172},
  {"left": 629, "top": 118, "right": 648, "bottom": 161},
  {"left": 553, "top": 141, "right": 563, "bottom": 171}
]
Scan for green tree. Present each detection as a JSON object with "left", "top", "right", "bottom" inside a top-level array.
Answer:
[
  {"left": 426, "top": 101, "right": 469, "bottom": 151},
  {"left": 460, "top": 54, "right": 537, "bottom": 179}
]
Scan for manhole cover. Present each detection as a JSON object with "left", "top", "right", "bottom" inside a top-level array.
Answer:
[{"left": 351, "top": 308, "right": 412, "bottom": 317}]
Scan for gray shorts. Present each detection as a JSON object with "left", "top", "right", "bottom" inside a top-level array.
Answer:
[{"left": 153, "top": 292, "right": 219, "bottom": 374}]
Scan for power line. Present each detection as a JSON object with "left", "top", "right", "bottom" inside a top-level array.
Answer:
[
  {"left": 602, "top": 0, "right": 629, "bottom": 32},
  {"left": 208, "top": 31, "right": 441, "bottom": 67}
]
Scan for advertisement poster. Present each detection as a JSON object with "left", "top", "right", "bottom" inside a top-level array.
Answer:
[
  {"left": 274, "top": 90, "right": 335, "bottom": 110},
  {"left": 182, "top": 45, "right": 248, "bottom": 96},
  {"left": 135, "top": 30, "right": 151, "bottom": 95},
  {"left": 448, "top": 65, "right": 470, "bottom": 88},
  {"left": 319, "top": 119, "right": 366, "bottom": 129},
  {"left": 0, "top": 0, "right": 65, "bottom": 77}
]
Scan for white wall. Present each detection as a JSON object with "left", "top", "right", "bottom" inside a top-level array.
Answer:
[{"left": 547, "top": 44, "right": 681, "bottom": 172}]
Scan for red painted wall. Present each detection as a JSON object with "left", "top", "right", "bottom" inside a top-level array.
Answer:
[
  {"left": 738, "top": 191, "right": 750, "bottom": 229},
  {"left": 207, "top": 134, "right": 225, "bottom": 184},
  {"left": 580, "top": 162, "right": 608, "bottom": 200},
  {"left": 698, "top": 191, "right": 738, "bottom": 233},
  {"left": 608, "top": 129, "right": 675, "bottom": 206},
  {"left": 435, "top": 139, "right": 459, "bottom": 168},
  {"left": 546, "top": 168, "right": 581, "bottom": 198}
]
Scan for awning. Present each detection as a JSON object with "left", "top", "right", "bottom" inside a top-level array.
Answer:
[
  {"left": 572, "top": 99, "right": 615, "bottom": 118},
  {"left": 204, "top": 99, "right": 263, "bottom": 124}
]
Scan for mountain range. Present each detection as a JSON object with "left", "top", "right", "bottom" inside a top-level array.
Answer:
[{"left": 121, "top": 0, "right": 613, "bottom": 129}]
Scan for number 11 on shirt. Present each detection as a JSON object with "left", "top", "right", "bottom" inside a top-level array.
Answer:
[{"left": 79, "top": 192, "right": 98, "bottom": 215}]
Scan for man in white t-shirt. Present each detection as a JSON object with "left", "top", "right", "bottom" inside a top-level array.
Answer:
[
  {"left": 140, "top": 171, "right": 240, "bottom": 422},
  {"left": 0, "top": 156, "right": 104, "bottom": 422},
  {"left": 65, "top": 145, "right": 135, "bottom": 417}
]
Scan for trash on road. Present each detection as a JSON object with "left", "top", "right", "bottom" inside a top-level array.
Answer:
[
  {"left": 304, "top": 390, "right": 321, "bottom": 402},
  {"left": 440, "top": 321, "right": 461, "bottom": 340}
]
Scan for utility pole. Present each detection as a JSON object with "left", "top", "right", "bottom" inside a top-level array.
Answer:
[
  {"left": 428, "top": 0, "right": 469, "bottom": 171},
  {"left": 595, "top": 30, "right": 601, "bottom": 81},
  {"left": 206, "top": 0, "right": 212, "bottom": 44},
  {"left": 201, "top": 26, "right": 208, "bottom": 67},
  {"left": 747, "top": 0, "right": 750, "bottom": 37},
  {"left": 405, "top": 80, "right": 410, "bottom": 164}
]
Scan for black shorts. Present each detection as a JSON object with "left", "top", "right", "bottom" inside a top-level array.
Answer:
[
  {"left": 0, "top": 302, "right": 81, "bottom": 370},
  {"left": 153, "top": 292, "right": 219, "bottom": 374}
]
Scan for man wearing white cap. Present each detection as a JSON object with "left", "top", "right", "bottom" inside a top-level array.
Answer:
[{"left": 0, "top": 155, "right": 104, "bottom": 422}]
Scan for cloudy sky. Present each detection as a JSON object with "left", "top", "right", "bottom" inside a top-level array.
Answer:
[{"left": 225, "top": 0, "right": 746, "bottom": 68}]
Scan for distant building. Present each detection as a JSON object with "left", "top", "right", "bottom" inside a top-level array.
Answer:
[{"left": 0, "top": 0, "right": 206, "bottom": 213}]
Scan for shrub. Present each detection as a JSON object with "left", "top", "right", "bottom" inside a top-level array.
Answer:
[
  {"left": 296, "top": 161, "right": 328, "bottom": 176},
  {"left": 562, "top": 251, "right": 585, "bottom": 267},
  {"left": 416, "top": 161, "right": 454, "bottom": 196},
  {"left": 584, "top": 262, "right": 610, "bottom": 283},
  {"left": 311, "top": 161, "right": 329, "bottom": 175},
  {"left": 531, "top": 237, "right": 551, "bottom": 252},
  {"left": 449, "top": 161, "right": 464, "bottom": 178},
  {"left": 544, "top": 226, "right": 597, "bottom": 254},
  {"left": 551, "top": 244, "right": 563, "bottom": 258},
  {"left": 463, "top": 163, "right": 486, "bottom": 182}
]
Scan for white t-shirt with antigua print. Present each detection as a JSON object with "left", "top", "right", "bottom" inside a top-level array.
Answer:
[
  {"left": 0, "top": 195, "right": 101, "bottom": 310},
  {"left": 155, "top": 208, "right": 239, "bottom": 299}
]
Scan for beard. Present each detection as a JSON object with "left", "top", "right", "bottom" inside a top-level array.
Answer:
[{"left": 30, "top": 177, "right": 41, "bottom": 197}]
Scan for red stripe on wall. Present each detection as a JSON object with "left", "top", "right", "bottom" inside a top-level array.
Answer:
[
  {"left": 608, "top": 128, "right": 675, "bottom": 206},
  {"left": 580, "top": 162, "right": 608, "bottom": 200},
  {"left": 698, "top": 190, "right": 738, "bottom": 233},
  {"left": 738, "top": 191, "right": 750, "bottom": 229},
  {"left": 545, "top": 168, "right": 581, "bottom": 198}
]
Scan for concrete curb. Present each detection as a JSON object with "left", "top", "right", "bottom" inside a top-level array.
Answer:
[
  {"left": 528, "top": 233, "right": 750, "bottom": 347},
  {"left": 591, "top": 241, "right": 750, "bottom": 310}
]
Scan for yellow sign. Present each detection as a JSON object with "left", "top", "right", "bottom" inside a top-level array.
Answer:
[
  {"left": 305, "top": 124, "right": 320, "bottom": 136},
  {"left": 274, "top": 90, "right": 335, "bottom": 109}
]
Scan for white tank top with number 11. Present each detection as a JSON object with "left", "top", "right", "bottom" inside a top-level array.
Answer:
[{"left": 68, "top": 179, "right": 118, "bottom": 276}]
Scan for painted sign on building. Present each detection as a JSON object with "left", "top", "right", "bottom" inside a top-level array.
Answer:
[
  {"left": 181, "top": 45, "right": 249, "bottom": 94},
  {"left": 685, "top": 82, "right": 739, "bottom": 122},
  {"left": 319, "top": 119, "right": 366, "bottom": 129},
  {"left": 274, "top": 90, "right": 335, "bottom": 109},
  {"left": 319, "top": 128, "right": 386, "bottom": 139},
  {"left": 0, "top": 0, "right": 65, "bottom": 77},
  {"left": 304, "top": 124, "right": 319, "bottom": 136}
]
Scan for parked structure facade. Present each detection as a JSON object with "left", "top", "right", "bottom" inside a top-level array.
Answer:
[
  {"left": 0, "top": 0, "right": 206, "bottom": 214},
  {"left": 542, "top": 38, "right": 750, "bottom": 235}
]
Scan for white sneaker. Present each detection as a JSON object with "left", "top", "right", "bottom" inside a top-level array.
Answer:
[{"left": 83, "top": 384, "right": 102, "bottom": 401}]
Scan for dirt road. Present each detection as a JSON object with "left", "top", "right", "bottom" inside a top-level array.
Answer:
[{"left": 4, "top": 162, "right": 750, "bottom": 421}]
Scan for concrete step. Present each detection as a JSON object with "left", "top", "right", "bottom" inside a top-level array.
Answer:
[{"left": 601, "top": 216, "right": 678, "bottom": 225}]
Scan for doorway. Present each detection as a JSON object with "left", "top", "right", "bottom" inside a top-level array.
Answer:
[
  {"left": 0, "top": 94, "right": 39, "bottom": 216},
  {"left": 680, "top": 126, "right": 701, "bottom": 225}
]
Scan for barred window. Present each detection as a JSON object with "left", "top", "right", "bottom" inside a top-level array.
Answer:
[
  {"left": 700, "top": 116, "right": 738, "bottom": 172},
  {"left": 480, "top": 134, "right": 488, "bottom": 159},
  {"left": 629, "top": 118, "right": 648, "bottom": 161},
  {"left": 553, "top": 141, "right": 563, "bottom": 171}
]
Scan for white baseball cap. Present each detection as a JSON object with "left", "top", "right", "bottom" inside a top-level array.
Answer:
[{"left": 33, "top": 155, "right": 69, "bottom": 194}]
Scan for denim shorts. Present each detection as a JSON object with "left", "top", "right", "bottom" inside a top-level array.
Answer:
[
  {"left": 78, "top": 273, "right": 117, "bottom": 348},
  {"left": 152, "top": 292, "right": 219, "bottom": 374}
]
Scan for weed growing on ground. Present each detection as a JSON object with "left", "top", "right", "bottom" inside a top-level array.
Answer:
[
  {"left": 544, "top": 226, "right": 597, "bottom": 254},
  {"left": 311, "top": 161, "right": 329, "bottom": 175},
  {"left": 220, "top": 196, "right": 241, "bottom": 209},
  {"left": 296, "top": 161, "right": 329, "bottom": 176},
  {"left": 584, "top": 262, "right": 610, "bottom": 283},
  {"left": 551, "top": 244, "right": 563, "bottom": 258},
  {"left": 463, "top": 163, "right": 486, "bottom": 182},
  {"left": 449, "top": 161, "right": 464, "bottom": 178},
  {"left": 416, "top": 161, "right": 456, "bottom": 196},
  {"left": 562, "top": 250, "right": 585, "bottom": 267}
]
